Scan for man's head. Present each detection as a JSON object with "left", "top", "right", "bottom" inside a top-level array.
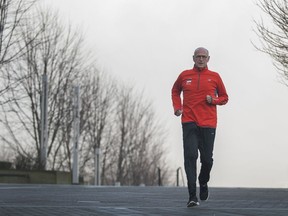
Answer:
[{"left": 193, "top": 47, "right": 210, "bottom": 69}]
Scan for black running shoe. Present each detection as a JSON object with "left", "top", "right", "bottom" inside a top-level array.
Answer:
[
  {"left": 199, "top": 183, "right": 209, "bottom": 201},
  {"left": 187, "top": 196, "right": 199, "bottom": 207}
]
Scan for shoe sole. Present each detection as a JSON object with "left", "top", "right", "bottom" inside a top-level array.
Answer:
[{"left": 187, "top": 201, "right": 199, "bottom": 207}]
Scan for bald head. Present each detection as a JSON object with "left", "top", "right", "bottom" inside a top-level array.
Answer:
[
  {"left": 194, "top": 47, "right": 209, "bottom": 56},
  {"left": 193, "top": 47, "right": 210, "bottom": 69}
]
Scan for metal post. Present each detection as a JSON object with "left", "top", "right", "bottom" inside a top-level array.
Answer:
[
  {"left": 72, "top": 86, "right": 80, "bottom": 184},
  {"left": 40, "top": 74, "right": 48, "bottom": 170},
  {"left": 94, "top": 147, "right": 101, "bottom": 185},
  {"left": 158, "top": 167, "right": 162, "bottom": 186},
  {"left": 176, "top": 167, "right": 181, "bottom": 186}
]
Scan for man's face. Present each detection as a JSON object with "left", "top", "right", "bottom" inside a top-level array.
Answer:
[{"left": 193, "top": 49, "right": 210, "bottom": 69}]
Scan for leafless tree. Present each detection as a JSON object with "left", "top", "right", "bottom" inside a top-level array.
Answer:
[
  {"left": 0, "top": 0, "right": 39, "bottom": 97},
  {"left": 0, "top": 4, "right": 170, "bottom": 186},
  {"left": 0, "top": 8, "right": 87, "bottom": 170},
  {"left": 254, "top": 0, "right": 288, "bottom": 84},
  {"left": 76, "top": 68, "right": 117, "bottom": 179},
  {"left": 100, "top": 127, "right": 118, "bottom": 184},
  {"left": 109, "top": 86, "right": 169, "bottom": 186}
]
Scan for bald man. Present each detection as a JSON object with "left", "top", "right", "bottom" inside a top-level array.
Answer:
[{"left": 171, "top": 47, "right": 229, "bottom": 207}]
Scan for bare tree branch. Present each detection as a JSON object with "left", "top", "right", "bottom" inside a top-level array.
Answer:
[{"left": 253, "top": 0, "right": 288, "bottom": 85}]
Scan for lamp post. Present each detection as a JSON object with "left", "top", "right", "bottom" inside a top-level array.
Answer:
[
  {"left": 40, "top": 74, "right": 48, "bottom": 170},
  {"left": 94, "top": 147, "right": 101, "bottom": 185},
  {"left": 72, "top": 86, "right": 80, "bottom": 184}
]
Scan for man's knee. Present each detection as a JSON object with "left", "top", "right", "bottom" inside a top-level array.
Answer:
[{"left": 201, "top": 159, "right": 213, "bottom": 168}]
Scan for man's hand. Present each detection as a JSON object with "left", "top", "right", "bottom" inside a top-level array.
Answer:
[
  {"left": 175, "top": 109, "right": 183, "bottom": 116},
  {"left": 206, "top": 95, "right": 212, "bottom": 104}
]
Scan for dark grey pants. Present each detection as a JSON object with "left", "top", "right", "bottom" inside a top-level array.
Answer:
[{"left": 182, "top": 122, "right": 216, "bottom": 198}]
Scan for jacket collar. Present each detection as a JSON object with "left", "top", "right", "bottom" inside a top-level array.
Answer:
[{"left": 193, "top": 65, "right": 208, "bottom": 72}]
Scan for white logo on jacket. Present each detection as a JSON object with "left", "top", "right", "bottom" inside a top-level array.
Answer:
[{"left": 186, "top": 79, "right": 192, "bottom": 85}]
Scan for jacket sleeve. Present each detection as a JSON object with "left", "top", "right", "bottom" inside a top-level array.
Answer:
[
  {"left": 211, "top": 75, "right": 229, "bottom": 106},
  {"left": 171, "top": 75, "right": 183, "bottom": 113}
]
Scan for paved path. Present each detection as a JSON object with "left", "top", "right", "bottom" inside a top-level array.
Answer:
[{"left": 0, "top": 184, "right": 287, "bottom": 215}]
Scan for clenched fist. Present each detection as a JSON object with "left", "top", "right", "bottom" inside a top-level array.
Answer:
[
  {"left": 206, "top": 95, "right": 212, "bottom": 104},
  {"left": 175, "top": 109, "right": 183, "bottom": 116}
]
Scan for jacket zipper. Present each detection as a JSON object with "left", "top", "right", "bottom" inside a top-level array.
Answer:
[{"left": 197, "top": 72, "right": 200, "bottom": 90}]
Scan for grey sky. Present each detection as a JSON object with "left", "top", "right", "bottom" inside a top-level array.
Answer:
[{"left": 45, "top": 0, "right": 288, "bottom": 188}]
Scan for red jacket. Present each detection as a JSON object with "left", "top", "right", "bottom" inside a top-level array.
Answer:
[{"left": 171, "top": 66, "right": 228, "bottom": 128}]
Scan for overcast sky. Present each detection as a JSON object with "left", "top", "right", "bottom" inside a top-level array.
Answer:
[{"left": 44, "top": 0, "right": 288, "bottom": 188}]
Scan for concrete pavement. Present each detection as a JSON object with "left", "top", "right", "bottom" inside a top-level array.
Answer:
[{"left": 0, "top": 184, "right": 287, "bottom": 215}]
